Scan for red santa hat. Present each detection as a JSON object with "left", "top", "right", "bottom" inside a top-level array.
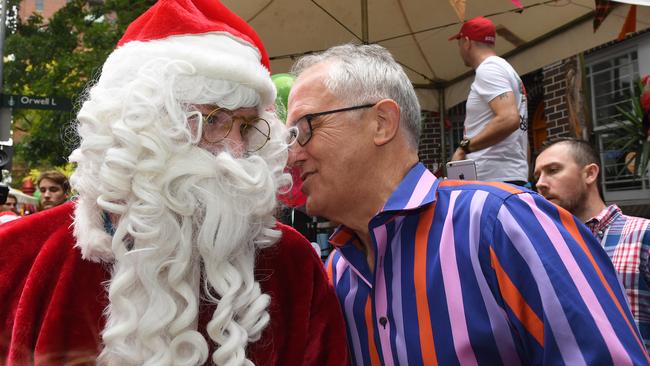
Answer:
[{"left": 100, "top": 0, "right": 275, "bottom": 106}]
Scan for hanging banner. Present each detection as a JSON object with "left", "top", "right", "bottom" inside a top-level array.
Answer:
[
  {"left": 618, "top": 5, "right": 637, "bottom": 40},
  {"left": 594, "top": 0, "right": 615, "bottom": 32},
  {"left": 510, "top": 0, "right": 524, "bottom": 9},
  {"left": 449, "top": 0, "right": 466, "bottom": 21}
]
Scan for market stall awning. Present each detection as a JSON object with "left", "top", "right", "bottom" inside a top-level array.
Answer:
[{"left": 224, "top": 0, "right": 650, "bottom": 110}]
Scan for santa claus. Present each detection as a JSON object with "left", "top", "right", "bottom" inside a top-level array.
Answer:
[{"left": 0, "top": 0, "right": 348, "bottom": 365}]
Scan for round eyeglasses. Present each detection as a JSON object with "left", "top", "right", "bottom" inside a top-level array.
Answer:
[
  {"left": 290, "top": 103, "right": 376, "bottom": 146},
  {"left": 200, "top": 107, "right": 271, "bottom": 153}
]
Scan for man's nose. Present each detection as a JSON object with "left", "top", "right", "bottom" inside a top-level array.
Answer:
[
  {"left": 225, "top": 124, "right": 246, "bottom": 157},
  {"left": 287, "top": 143, "right": 305, "bottom": 168},
  {"left": 535, "top": 175, "right": 548, "bottom": 194}
]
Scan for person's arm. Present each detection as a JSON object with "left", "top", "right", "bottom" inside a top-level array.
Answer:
[
  {"left": 487, "top": 192, "right": 649, "bottom": 364},
  {"left": 452, "top": 91, "right": 520, "bottom": 161}
]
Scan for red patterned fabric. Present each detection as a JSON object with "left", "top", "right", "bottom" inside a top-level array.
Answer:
[{"left": 0, "top": 202, "right": 349, "bottom": 365}]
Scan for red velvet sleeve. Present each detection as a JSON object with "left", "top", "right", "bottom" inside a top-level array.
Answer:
[{"left": 0, "top": 202, "right": 109, "bottom": 366}]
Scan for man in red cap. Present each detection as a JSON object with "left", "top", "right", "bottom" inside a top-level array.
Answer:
[
  {"left": 0, "top": 0, "right": 348, "bottom": 365},
  {"left": 449, "top": 16, "right": 529, "bottom": 186}
]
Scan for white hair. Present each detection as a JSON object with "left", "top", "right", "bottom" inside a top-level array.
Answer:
[
  {"left": 291, "top": 43, "right": 422, "bottom": 148},
  {"left": 70, "top": 54, "right": 290, "bottom": 365}
]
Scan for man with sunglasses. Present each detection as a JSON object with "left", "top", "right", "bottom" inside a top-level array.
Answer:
[
  {"left": 287, "top": 43, "right": 648, "bottom": 365},
  {"left": 0, "top": 1, "right": 348, "bottom": 365}
]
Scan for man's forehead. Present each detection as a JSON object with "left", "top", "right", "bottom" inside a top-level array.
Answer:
[
  {"left": 290, "top": 70, "right": 326, "bottom": 101},
  {"left": 194, "top": 104, "right": 258, "bottom": 114},
  {"left": 288, "top": 68, "right": 336, "bottom": 116},
  {"left": 537, "top": 144, "right": 573, "bottom": 167},
  {"left": 39, "top": 179, "right": 62, "bottom": 187}
]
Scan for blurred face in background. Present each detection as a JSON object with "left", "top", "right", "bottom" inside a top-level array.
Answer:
[
  {"left": 39, "top": 178, "right": 68, "bottom": 210},
  {"left": 534, "top": 143, "right": 589, "bottom": 214},
  {"left": 2, "top": 196, "right": 17, "bottom": 214}
]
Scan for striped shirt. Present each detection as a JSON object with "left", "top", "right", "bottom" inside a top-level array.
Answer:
[
  {"left": 586, "top": 204, "right": 650, "bottom": 350},
  {"left": 326, "top": 163, "right": 649, "bottom": 365}
]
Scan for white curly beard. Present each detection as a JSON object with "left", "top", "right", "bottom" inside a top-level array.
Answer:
[
  {"left": 69, "top": 56, "right": 291, "bottom": 365},
  {"left": 73, "top": 145, "right": 287, "bottom": 366}
]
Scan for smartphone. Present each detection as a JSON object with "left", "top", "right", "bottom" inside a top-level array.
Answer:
[{"left": 446, "top": 159, "right": 477, "bottom": 181}]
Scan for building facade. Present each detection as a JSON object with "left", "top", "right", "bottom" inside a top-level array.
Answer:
[{"left": 19, "top": 0, "right": 67, "bottom": 21}]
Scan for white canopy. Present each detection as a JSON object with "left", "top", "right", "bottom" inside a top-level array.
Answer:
[{"left": 224, "top": 0, "right": 650, "bottom": 110}]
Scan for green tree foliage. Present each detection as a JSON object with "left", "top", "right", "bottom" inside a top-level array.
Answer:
[{"left": 3, "top": 0, "right": 154, "bottom": 170}]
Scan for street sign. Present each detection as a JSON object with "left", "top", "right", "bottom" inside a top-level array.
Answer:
[{"left": 0, "top": 94, "right": 72, "bottom": 111}]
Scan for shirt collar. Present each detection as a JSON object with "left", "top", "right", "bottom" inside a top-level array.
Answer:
[
  {"left": 381, "top": 162, "right": 439, "bottom": 213},
  {"left": 585, "top": 204, "right": 621, "bottom": 237},
  {"left": 330, "top": 162, "right": 439, "bottom": 249}
]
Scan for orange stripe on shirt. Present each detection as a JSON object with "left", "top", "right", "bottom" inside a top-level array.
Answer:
[
  {"left": 559, "top": 208, "right": 650, "bottom": 362},
  {"left": 490, "top": 247, "right": 545, "bottom": 346},
  {"left": 414, "top": 204, "right": 438, "bottom": 365},
  {"left": 330, "top": 227, "right": 354, "bottom": 247},
  {"left": 326, "top": 255, "right": 335, "bottom": 287},
  {"left": 439, "top": 179, "right": 522, "bottom": 195},
  {"left": 365, "top": 296, "right": 382, "bottom": 366}
]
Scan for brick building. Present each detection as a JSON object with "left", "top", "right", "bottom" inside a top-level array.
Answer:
[{"left": 18, "top": 0, "right": 67, "bottom": 21}]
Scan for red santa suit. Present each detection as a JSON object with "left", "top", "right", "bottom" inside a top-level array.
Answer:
[{"left": 0, "top": 202, "right": 349, "bottom": 365}]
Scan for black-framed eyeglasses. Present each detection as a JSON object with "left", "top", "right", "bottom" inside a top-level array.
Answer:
[
  {"left": 290, "top": 103, "right": 376, "bottom": 146},
  {"left": 199, "top": 107, "right": 271, "bottom": 153}
]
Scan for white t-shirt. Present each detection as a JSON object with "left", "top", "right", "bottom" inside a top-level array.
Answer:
[{"left": 464, "top": 56, "right": 528, "bottom": 182}]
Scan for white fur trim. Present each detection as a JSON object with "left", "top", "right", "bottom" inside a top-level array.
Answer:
[
  {"left": 73, "top": 198, "right": 115, "bottom": 262},
  {"left": 100, "top": 32, "right": 276, "bottom": 108}
]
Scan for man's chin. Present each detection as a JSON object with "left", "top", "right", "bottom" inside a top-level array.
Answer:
[
  {"left": 303, "top": 198, "right": 315, "bottom": 216},
  {"left": 303, "top": 197, "right": 320, "bottom": 218}
]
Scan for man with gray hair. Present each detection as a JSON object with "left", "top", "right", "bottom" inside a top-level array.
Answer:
[{"left": 287, "top": 43, "right": 648, "bottom": 364}]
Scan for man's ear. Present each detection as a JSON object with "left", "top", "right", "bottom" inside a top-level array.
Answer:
[
  {"left": 583, "top": 163, "right": 600, "bottom": 185},
  {"left": 373, "top": 99, "right": 401, "bottom": 146},
  {"left": 461, "top": 36, "right": 471, "bottom": 49}
]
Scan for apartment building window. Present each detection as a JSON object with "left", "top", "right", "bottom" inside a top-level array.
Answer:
[
  {"left": 586, "top": 43, "right": 648, "bottom": 201},
  {"left": 35, "top": 0, "right": 44, "bottom": 12}
]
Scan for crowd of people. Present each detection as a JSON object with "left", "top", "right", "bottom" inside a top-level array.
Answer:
[{"left": 1, "top": 1, "right": 649, "bottom": 365}]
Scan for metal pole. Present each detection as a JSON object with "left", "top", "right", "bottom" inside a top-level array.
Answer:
[
  {"left": 0, "top": 0, "right": 12, "bottom": 184},
  {"left": 361, "top": 0, "right": 368, "bottom": 44},
  {"left": 0, "top": 0, "right": 7, "bottom": 92}
]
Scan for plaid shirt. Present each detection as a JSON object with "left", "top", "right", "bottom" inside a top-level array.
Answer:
[{"left": 586, "top": 204, "right": 650, "bottom": 349}]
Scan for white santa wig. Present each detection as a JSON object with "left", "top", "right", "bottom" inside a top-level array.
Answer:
[{"left": 68, "top": 2, "right": 291, "bottom": 364}]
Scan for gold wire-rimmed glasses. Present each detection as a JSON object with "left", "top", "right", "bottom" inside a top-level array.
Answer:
[{"left": 200, "top": 107, "right": 271, "bottom": 153}]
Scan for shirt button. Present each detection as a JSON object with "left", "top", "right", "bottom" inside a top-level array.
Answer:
[{"left": 379, "top": 317, "right": 388, "bottom": 329}]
